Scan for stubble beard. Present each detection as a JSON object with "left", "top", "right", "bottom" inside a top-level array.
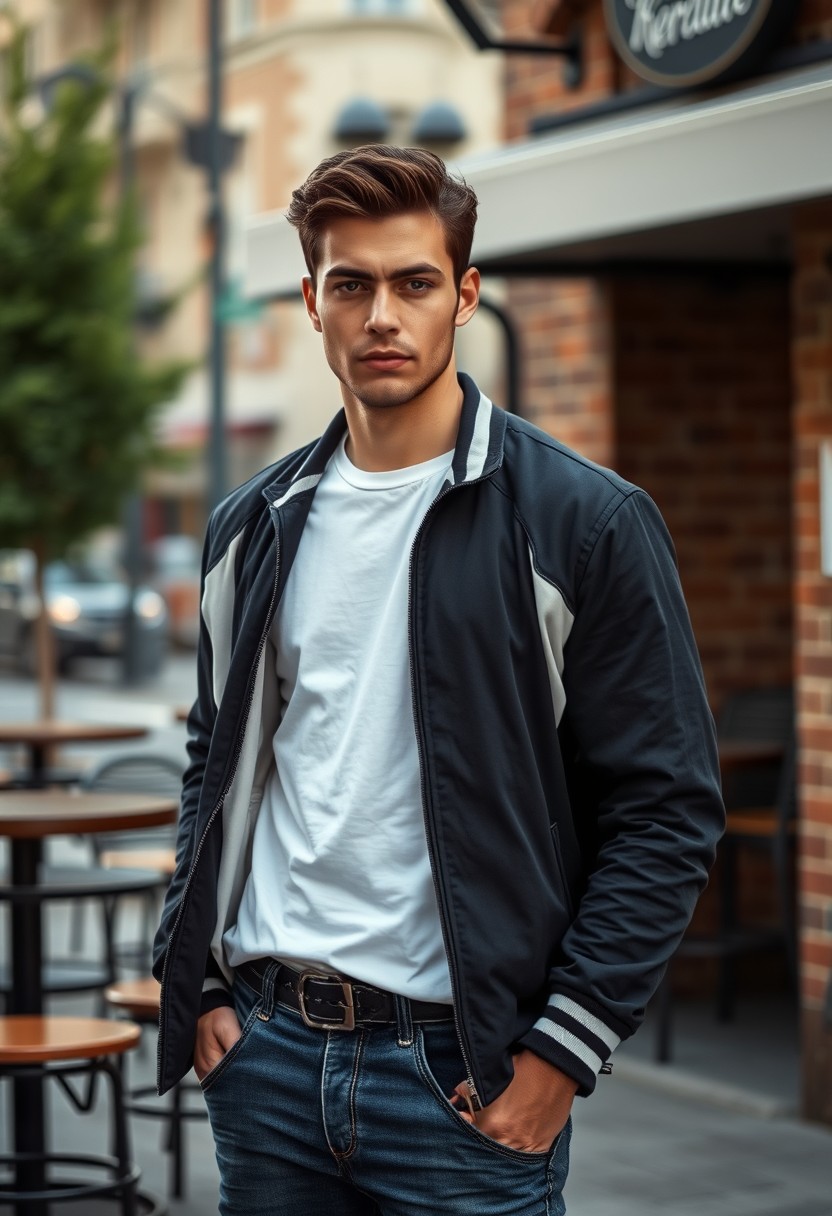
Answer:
[{"left": 330, "top": 331, "right": 455, "bottom": 412}]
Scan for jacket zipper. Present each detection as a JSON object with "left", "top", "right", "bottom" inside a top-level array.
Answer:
[
  {"left": 408, "top": 473, "right": 492, "bottom": 1111},
  {"left": 157, "top": 508, "right": 283, "bottom": 1091}
]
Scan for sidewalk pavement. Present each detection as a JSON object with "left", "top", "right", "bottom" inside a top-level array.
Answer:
[{"left": 569, "top": 1069, "right": 831, "bottom": 1216}]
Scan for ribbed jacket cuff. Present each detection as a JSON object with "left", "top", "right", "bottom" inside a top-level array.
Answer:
[
  {"left": 200, "top": 978, "right": 233, "bottom": 1018},
  {"left": 518, "top": 992, "right": 624, "bottom": 1097}
]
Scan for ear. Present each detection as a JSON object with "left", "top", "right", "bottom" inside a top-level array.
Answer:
[
  {"left": 454, "top": 267, "right": 480, "bottom": 329},
  {"left": 301, "top": 276, "right": 322, "bottom": 333}
]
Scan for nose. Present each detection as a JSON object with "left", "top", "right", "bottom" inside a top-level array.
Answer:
[{"left": 365, "top": 286, "right": 399, "bottom": 334}]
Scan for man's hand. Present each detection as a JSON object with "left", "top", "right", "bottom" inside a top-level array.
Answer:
[
  {"left": 450, "top": 1050, "right": 577, "bottom": 1154},
  {"left": 194, "top": 1006, "right": 242, "bottom": 1082}
]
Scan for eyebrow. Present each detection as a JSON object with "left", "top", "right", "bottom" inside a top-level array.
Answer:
[{"left": 324, "top": 262, "right": 445, "bottom": 282}]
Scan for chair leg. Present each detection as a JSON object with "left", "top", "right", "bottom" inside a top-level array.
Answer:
[
  {"left": 717, "top": 838, "right": 738, "bottom": 1022},
  {"left": 169, "top": 1079, "right": 185, "bottom": 1199},
  {"left": 69, "top": 899, "right": 86, "bottom": 954},
  {"left": 654, "top": 971, "right": 674, "bottom": 1064},
  {"left": 774, "top": 832, "right": 798, "bottom": 990},
  {"left": 103, "top": 1055, "right": 139, "bottom": 1216}
]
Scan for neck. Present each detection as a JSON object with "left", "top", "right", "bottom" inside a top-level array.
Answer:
[{"left": 342, "top": 360, "right": 463, "bottom": 473}]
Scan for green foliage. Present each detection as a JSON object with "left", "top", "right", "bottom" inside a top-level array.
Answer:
[{"left": 0, "top": 14, "right": 189, "bottom": 558}]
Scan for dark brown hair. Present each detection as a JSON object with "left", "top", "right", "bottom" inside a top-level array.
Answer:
[{"left": 286, "top": 145, "right": 478, "bottom": 285}]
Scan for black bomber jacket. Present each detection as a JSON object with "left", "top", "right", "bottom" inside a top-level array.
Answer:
[{"left": 153, "top": 373, "right": 725, "bottom": 1104}]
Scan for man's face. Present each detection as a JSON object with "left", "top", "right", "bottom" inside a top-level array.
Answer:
[{"left": 301, "top": 211, "right": 478, "bottom": 411}]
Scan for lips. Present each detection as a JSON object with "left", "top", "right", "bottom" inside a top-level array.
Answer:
[{"left": 361, "top": 352, "right": 412, "bottom": 371}]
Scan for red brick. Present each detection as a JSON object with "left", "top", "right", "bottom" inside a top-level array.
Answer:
[{"left": 801, "top": 939, "right": 832, "bottom": 971}]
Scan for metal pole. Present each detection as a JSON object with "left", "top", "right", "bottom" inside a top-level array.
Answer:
[
  {"left": 207, "top": 0, "right": 227, "bottom": 509},
  {"left": 119, "top": 84, "right": 144, "bottom": 685},
  {"left": 477, "top": 296, "right": 521, "bottom": 417}
]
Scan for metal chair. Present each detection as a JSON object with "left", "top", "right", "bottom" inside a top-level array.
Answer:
[
  {"left": 106, "top": 978, "right": 207, "bottom": 1201},
  {"left": 654, "top": 685, "right": 797, "bottom": 1062},
  {"left": 80, "top": 753, "right": 183, "bottom": 856},
  {"left": 72, "top": 753, "right": 183, "bottom": 971},
  {"left": 0, "top": 866, "right": 165, "bottom": 1013},
  {"left": 0, "top": 1015, "right": 157, "bottom": 1214}
]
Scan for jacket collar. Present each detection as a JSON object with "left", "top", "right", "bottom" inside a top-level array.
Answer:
[{"left": 262, "top": 372, "right": 505, "bottom": 509}]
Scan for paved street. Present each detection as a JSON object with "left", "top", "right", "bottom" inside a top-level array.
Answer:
[{"left": 1, "top": 655, "right": 830, "bottom": 1213}]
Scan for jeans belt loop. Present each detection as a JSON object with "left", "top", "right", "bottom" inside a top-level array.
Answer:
[
  {"left": 297, "top": 970, "right": 356, "bottom": 1031},
  {"left": 257, "top": 961, "right": 279, "bottom": 1022}
]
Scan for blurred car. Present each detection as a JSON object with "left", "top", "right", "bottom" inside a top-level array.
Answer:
[
  {"left": 0, "top": 550, "right": 169, "bottom": 676},
  {"left": 146, "top": 534, "right": 201, "bottom": 649}
]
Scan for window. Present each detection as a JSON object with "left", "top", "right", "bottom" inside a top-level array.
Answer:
[
  {"left": 129, "top": 0, "right": 153, "bottom": 69},
  {"left": 350, "top": 0, "right": 416, "bottom": 15},
  {"left": 228, "top": 0, "right": 257, "bottom": 39}
]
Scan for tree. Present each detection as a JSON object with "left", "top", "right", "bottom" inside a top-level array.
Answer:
[{"left": 0, "top": 15, "right": 188, "bottom": 717}]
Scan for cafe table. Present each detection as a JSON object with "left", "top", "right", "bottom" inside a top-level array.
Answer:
[
  {"left": 0, "top": 722, "right": 149, "bottom": 788},
  {"left": 0, "top": 789, "right": 177, "bottom": 1214}
]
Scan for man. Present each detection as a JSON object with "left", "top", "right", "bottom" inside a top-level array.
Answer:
[{"left": 154, "top": 145, "right": 724, "bottom": 1215}]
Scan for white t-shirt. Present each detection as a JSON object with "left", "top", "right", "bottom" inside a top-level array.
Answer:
[{"left": 224, "top": 435, "right": 454, "bottom": 1003}]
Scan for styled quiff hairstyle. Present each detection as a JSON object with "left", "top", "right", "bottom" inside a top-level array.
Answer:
[{"left": 286, "top": 145, "right": 478, "bottom": 286}]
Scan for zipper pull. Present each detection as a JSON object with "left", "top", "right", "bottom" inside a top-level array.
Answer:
[{"left": 460, "top": 1077, "right": 482, "bottom": 1113}]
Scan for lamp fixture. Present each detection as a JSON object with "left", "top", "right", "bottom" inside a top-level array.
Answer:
[{"left": 443, "top": 0, "right": 582, "bottom": 88}]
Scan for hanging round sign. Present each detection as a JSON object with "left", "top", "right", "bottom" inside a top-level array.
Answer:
[{"left": 603, "top": 0, "right": 796, "bottom": 88}]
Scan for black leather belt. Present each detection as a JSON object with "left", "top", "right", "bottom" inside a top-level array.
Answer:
[{"left": 237, "top": 958, "right": 454, "bottom": 1031}]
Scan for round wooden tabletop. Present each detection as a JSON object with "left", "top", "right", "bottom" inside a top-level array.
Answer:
[
  {"left": 0, "top": 722, "right": 148, "bottom": 746},
  {"left": 105, "top": 977, "right": 161, "bottom": 1017},
  {"left": 0, "top": 790, "right": 178, "bottom": 837},
  {"left": 0, "top": 1016, "right": 141, "bottom": 1062}
]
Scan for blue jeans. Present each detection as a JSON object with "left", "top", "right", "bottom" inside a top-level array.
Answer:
[{"left": 200, "top": 964, "right": 571, "bottom": 1215}]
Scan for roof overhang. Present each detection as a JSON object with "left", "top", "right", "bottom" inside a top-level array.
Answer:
[
  {"left": 461, "top": 63, "right": 832, "bottom": 273},
  {"left": 244, "top": 62, "right": 832, "bottom": 296}
]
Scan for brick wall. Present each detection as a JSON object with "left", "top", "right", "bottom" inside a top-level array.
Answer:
[
  {"left": 613, "top": 274, "right": 793, "bottom": 967},
  {"left": 614, "top": 275, "right": 793, "bottom": 716},
  {"left": 503, "top": 0, "right": 618, "bottom": 139},
  {"left": 503, "top": 0, "right": 832, "bottom": 144},
  {"left": 507, "top": 278, "right": 614, "bottom": 466},
  {"left": 792, "top": 201, "right": 832, "bottom": 1124},
  {"left": 792, "top": 0, "right": 832, "bottom": 43}
]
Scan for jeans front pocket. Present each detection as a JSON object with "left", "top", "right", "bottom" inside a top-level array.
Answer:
[
  {"left": 198, "top": 995, "right": 263, "bottom": 1094},
  {"left": 414, "top": 1024, "right": 552, "bottom": 1165}
]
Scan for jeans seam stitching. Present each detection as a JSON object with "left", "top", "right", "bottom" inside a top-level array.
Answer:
[{"left": 334, "top": 1029, "right": 365, "bottom": 1162}]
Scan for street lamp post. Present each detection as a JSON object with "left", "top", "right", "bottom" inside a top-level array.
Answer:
[
  {"left": 37, "top": 47, "right": 239, "bottom": 680},
  {"left": 116, "top": 82, "right": 145, "bottom": 685},
  {"left": 207, "top": 0, "right": 228, "bottom": 510}
]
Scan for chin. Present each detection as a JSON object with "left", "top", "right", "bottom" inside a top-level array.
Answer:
[
  {"left": 358, "top": 390, "right": 419, "bottom": 410},
  {"left": 350, "top": 379, "right": 422, "bottom": 411}
]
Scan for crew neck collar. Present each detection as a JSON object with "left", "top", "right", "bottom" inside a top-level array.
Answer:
[{"left": 333, "top": 435, "right": 453, "bottom": 491}]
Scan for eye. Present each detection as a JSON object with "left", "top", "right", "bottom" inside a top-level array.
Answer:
[
  {"left": 406, "top": 279, "right": 431, "bottom": 292},
  {"left": 335, "top": 281, "right": 363, "bottom": 294}
]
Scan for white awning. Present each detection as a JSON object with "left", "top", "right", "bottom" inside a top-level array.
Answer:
[
  {"left": 460, "top": 62, "right": 832, "bottom": 270},
  {"left": 244, "top": 61, "right": 832, "bottom": 293}
]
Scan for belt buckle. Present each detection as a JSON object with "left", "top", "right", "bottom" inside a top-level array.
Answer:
[{"left": 296, "top": 970, "right": 356, "bottom": 1031}]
